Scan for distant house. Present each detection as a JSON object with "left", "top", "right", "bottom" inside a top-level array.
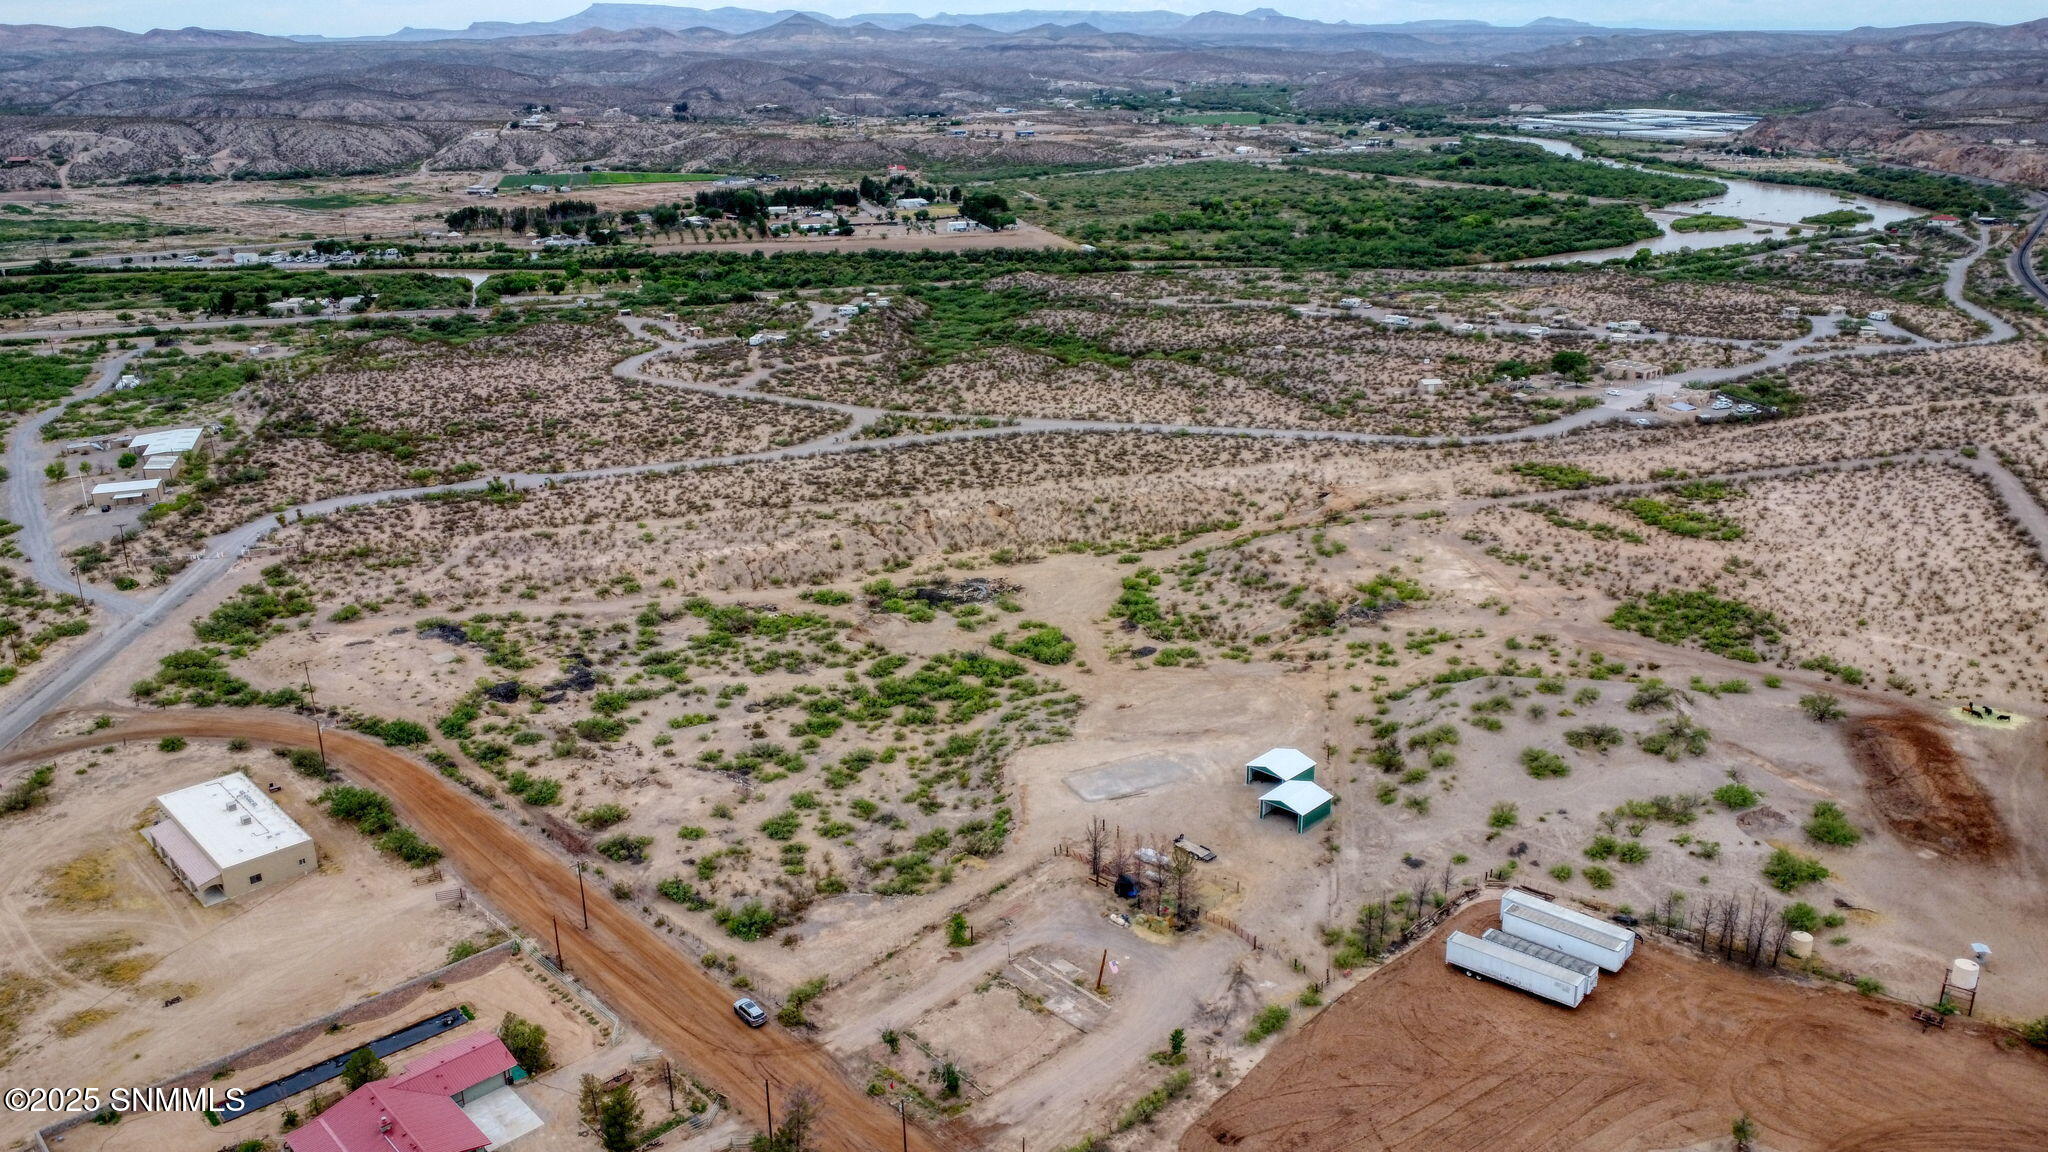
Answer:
[
  {"left": 1929, "top": 215, "right": 1961, "bottom": 227},
  {"left": 1602, "top": 359, "right": 1661, "bottom": 381},
  {"left": 89, "top": 479, "right": 161, "bottom": 510},
  {"left": 895, "top": 197, "right": 930, "bottom": 211},
  {"left": 284, "top": 1034, "right": 533, "bottom": 1152},
  {"left": 126, "top": 427, "right": 203, "bottom": 455}
]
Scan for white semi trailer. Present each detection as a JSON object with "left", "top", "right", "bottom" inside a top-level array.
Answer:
[
  {"left": 1501, "top": 888, "right": 1636, "bottom": 973},
  {"left": 1483, "top": 927, "right": 1600, "bottom": 991},
  {"left": 1444, "top": 930, "right": 1592, "bottom": 1008}
]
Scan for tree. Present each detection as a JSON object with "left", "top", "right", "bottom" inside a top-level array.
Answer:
[
  {"left": 1169, "top": 1027, "right": 1186, "bottom": 1057},
  {"left": 341, "top": 1047, "right": 386, "bottom": 1090},
  {"left": 752, "top": 1085, "right": 819, "bottom": 1152},
  {"left": 961, "top": 191, "right": 1016, "bottom": 229},
  {"left": 498, "top": 1013, "right": 552, "bottom": 1073},
  {"left": 1799, "top": 692, "right": 1845, "bottom": 721},
  {"left": 596, "top": 1084, "right": 642, "bottom": 1152},
  {"left": 1548, "top": 349, "right": 1591, "bottom": 378}
]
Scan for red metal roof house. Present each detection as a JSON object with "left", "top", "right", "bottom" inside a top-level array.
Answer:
[{"left": 284, "top": 1035, "right": 520, "bottom": 1152}]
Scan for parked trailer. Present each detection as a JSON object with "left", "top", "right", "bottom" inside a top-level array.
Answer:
[
  {"left": 1445, "top": 931, "right": 1591, "bottom": 1008},
  {"left": 1483, "top": 928, "right": 1599, "bottom": 991},
  {"left": 1501, "top": 888, "right": 1635, "bottom": 973}
]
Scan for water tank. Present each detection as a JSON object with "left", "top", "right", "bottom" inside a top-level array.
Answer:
[
  {"left": 1950, "top": 958, "right": 1981, "bottom": 990},
  {"left": 1786, "top": 931, "right": 1814, "bottom": 959}
]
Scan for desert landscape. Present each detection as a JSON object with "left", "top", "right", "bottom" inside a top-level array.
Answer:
[{"left": 3, "top": 6, "right": 2048, "bottom": 1152}]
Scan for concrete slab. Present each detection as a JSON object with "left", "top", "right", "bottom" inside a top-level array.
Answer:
[
  {"left": 467, "top": 1087, "right": 544, "bottom": 1150},
  {"left": 1064, "top": 754, "right": 1192, "bottom": 802}
]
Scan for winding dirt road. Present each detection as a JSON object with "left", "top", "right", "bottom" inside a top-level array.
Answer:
[{"left": 0, "top": 710, "right": 946, "bottom": 1152}]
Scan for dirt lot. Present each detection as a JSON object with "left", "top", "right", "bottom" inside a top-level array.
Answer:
[
  {"left": 0, "top": 712, "right": 947, "bottom": 1152},
  {"left": 1187, "top": 900, "right": 2048, "bottom": 1152},
  {"left": 0, "top": 738, "right": 494, "bottom": 1148},
  {"left": 53, "top": 953, "right": 605, "bottom": 1152}
]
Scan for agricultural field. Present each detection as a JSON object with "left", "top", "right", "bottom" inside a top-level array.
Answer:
[
  {"left": 995, "top": 162, "right": 1662, "bottom": 265},
  {"left": 497, "top": 172, "right": 723, "bottom": 190}
]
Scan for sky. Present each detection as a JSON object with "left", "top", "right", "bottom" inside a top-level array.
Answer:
[{"left": 22, "top": 0, "right": 2042, "bottom": 39}]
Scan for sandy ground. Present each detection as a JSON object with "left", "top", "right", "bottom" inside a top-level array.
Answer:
[
  {"left": 0, "top": 712, "right": 948, "bottom": 1152},
  {"left": 0, "top": 738, "right": 494, "bottom": 1148},
  {"left": 1185, "top": 899, "right": 2048, "bottom": 1152}
]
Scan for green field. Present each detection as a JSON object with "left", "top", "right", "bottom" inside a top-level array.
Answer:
[
  {"left": 496, "top": 172, "right": 722, "bottom": 190},
  {"left": 251, "top": 192, "right": 428, "bottom": 211},
  {"left": 1167, "top": 112, "right": 1282, "bottom": 126},
  {"left": 997, "top": 161, "right": 1661, "bottom": 267},
  {"left": 1295, "top": 138, "right": 1726, "bottom": 206},
  {"left": 0, "top": 210, "right": 207, "bottom": 249}
]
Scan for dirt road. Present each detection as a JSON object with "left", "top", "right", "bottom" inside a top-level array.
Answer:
[
  {"left": 1186, "top": 902, "right": 2048, "bottom": 1152},
  {"left": 0, "top": 711, "right": 948, "bottom": 1152}
]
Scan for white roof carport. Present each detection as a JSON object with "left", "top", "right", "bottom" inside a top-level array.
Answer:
[
  {"left": 1246, "top": 746, "right": 1316, "bottom": 784},
  {"left": 1257, "top": 779, "right": 1334, "bottom": 833}
]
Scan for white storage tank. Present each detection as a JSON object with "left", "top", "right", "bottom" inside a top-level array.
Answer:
[
  {"left": 1787, "top": 930, "right": 1814, "bottom": 959},
  {"left": 1483, "top": 928, "right": 1599, "bottom": 991},
  {"left": 1950, "top": 958, "right": 1981, "bottom": 990},
  {"left": 1501, "top": 888, "right": 1636, "bottom": 973},
  {"left": 1445, "top": 930, "right": 1592, "bottom": 1008}
]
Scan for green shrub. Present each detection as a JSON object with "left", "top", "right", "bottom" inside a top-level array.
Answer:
[
  {"left": 1520, "top": 748, "right": 1571, "bottom": 778},
  {"left": 1781, "top": 902, "right": 1820, "bottom": 933},
  {"left": 1712, "top": 783, "right": 1760, "bottom": 810},
  {"left": 1803, "top": 802, "right": 1861, "bottom": 847},
  {"left": 1762, "top": 847, "right": 1829, "bottom": 892},
  {"left": 1244, "top": 1004, "right": 1291, "bottom": 1043},
  {"left": 1582, "top": 866, "right": 1614, "bottom": 889}
]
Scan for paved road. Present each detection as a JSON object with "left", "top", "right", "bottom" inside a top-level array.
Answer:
[
  {"left": 4, "top": 348, "right": 143, "bottom": 617},
  {"left": 2005, "top": 198, "right": 2048, "bottom": 308},
  {"left": 0, "top": 711, "right": 947, "bottom": 1152}
]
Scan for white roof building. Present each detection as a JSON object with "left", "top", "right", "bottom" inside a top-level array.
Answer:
[
  {"left": 895, "top": 197, "right": 930, "bottom": 210},
  {"left": 90, "top": 478, "right": 162, "bottom": 504},
  {"left": 141, "top": 454, "right": 181, "bottom": 474},
  {"left": 126, "top": 427, "right": 203, "bottom": 455},
  {"left": 1245, "top": 746, "right": 1316, "bottom": 784},
  {"left": 1255, "top": 779, "right": 1334, "bottom": 833},
  {"left": 146, "top": 773, "right": 318, "bottom": 906}
]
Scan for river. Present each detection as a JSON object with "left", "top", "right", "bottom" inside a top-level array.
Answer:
[{"left": 1497, "top": 135, "right": 1924, "bottom": 265}]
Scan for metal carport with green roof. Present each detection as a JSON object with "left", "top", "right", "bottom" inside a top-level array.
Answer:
[
  {"left": 1257, "top": 779, "right": 1334, "bottom": 833},
  {"left": 1245, "top": 746, "right": 1316, "bottom": 785}
]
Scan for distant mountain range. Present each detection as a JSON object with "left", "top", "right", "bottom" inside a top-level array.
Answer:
[{"left": 317, "top": 6, "right": 1634, "bottom": 43}]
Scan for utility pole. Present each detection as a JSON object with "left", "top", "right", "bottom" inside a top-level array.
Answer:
[
  {"left": 312, "top": 717, "right": 328, "bottom": 765},
  {"left": 300, "top": 661, "right": 313, "bottom": 692},
  {"left": 663, "top": 1060, "right": 674, "bottom": 1111},
  {"left": 899, "top": 1099, "right": 908, "bottom": 1152},
  {"left": 763, "top": 1078, "right": 772, "bottom": 1137},
  {"left": 552, "top": 915, "right": 564, "bottom": 970},
  {"left": 70, "top": 565, "right": 85, "bottom": 603},
  {"left": 1095, "top": 948, "right": 1108, "bottom": 994},
  {"left": 577, "top": 862, "right": 590, "bottom": 930}
]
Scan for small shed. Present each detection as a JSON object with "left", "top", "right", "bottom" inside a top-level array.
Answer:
[
  {"left": 1245, "top": 747, "right": 1315, "bottom": 785},
  {"left": 1257, "top": 780, "right": 1333, "bottom": 834},
  {"left": 90, "top": 478, "right": 162, "bottom": 510}
]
